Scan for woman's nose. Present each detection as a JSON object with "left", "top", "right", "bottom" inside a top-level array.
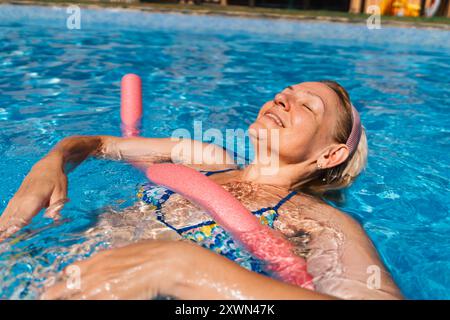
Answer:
[{"left": 274, "top": 93, "right": 290, "bottom": 112}]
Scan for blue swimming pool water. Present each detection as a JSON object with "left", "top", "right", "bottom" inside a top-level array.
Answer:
[{"left": 0, "top": 4, "right": 449, "bottom": 299}]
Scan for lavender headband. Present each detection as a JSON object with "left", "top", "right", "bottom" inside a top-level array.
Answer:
[{"left": 346, "top": 105, "right": 362, "bottom": 156}]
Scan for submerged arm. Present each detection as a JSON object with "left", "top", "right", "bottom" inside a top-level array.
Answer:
[
  {"left": 287, "top": 196, "right": 403, "bottom": 300},
  {"left": 42, "top": 240, "right": 333, "bottom": 300},
  {"left": 169, "top": 242, "right": 332, "bottom": 300}
]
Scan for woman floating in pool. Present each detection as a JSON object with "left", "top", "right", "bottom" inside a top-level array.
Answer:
[{"left": 0, "top": 81, "right": 403, "bottom": 299}]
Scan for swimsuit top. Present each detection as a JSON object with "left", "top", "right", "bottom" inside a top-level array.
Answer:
[{"left": 137, "top": 168, "right": 297, "bottom": 275}]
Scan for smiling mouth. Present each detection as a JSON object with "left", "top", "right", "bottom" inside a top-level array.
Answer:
[{"left": 264, "top": 111, "right": 285, "bottom": 128}]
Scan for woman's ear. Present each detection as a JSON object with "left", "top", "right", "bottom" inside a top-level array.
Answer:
[{"left": 317, "top": 144, "right": 349, "bottom": 169}]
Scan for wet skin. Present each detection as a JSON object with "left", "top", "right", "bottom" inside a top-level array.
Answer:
[
  {"left": 81, "top": 169, "right": 401, "bottom": 300},
  {"left": 1, "top": 82, "right": 403, "bottom": 299}
]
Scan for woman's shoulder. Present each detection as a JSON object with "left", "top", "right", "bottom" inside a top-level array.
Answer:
[
  {"left": 288, "top": 193, "right": 403, "bottom": 299},
  {"left": 289, "top": 192, "right": 366, "bottom": 236}
]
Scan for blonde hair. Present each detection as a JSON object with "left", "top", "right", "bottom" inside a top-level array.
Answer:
[{"left": 301, "top": 80, "right": 368, "bottom": 194}]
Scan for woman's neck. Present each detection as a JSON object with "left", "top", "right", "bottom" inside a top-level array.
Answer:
[{"left": 239, "top": 161, "right": 314, "bottom": 191}]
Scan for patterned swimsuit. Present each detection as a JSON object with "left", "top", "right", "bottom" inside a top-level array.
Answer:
[{"left": 137, "top": 169, "right": 297, "bottom": 275}]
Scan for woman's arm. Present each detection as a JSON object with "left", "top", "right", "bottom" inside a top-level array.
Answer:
[
  {"left": 38, "top": 135, "right": 235, "bottom": 171},
  {"left": 42, "top": 240, "right": 333, "bottom": 300},
  {"left": 286, "top": 195, "right": 403, "bottom": 299},
  {"left": 169, "top": 242, "right": 333, "bottom": 300},
  {"left": 0, "top": 135, "right": 235, "bottom": 241}
]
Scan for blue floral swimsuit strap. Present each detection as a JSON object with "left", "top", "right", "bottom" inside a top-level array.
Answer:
[{"left": 201, "top": 168, "right": 237, "bottom": 176}]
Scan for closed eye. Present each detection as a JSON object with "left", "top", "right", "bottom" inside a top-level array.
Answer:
[{"left": 303, "top": 104, "right": 313, "bottom": 112}]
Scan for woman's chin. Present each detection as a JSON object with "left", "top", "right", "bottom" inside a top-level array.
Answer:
[
  {"left": 249, "top": 122, "right": 276, "bottom": 142},
  {"left": 249, "top": 122, "right": 265, "bottom": 139},
  {"left": 249, "top": 121, "right": 263, "bottom": 131}
]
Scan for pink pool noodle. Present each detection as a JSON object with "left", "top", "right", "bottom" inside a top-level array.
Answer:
[
  {"left": 146, "top": 164, "right": 314, "bottom": 289},
  {"left": 120, "top": 74, "right": 314, "bottom": 289},
  {"left": 121, "top": 74, "right": 142, "bottom": 137}
]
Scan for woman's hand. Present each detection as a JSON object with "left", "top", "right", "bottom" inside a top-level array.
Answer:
[
  {"left": 41, "top": 240, "right": 189, "bottom": 300},
  {"left": 0, "top": 153, "right": 68, "bottom": 241},
  {"left": 0, "top": 135, "right": 105, "bottom": 242},
  {"left": 41, "top": 239, "right": 330, "bottom": 300}
]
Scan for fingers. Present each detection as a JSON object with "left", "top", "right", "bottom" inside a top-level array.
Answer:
[
  {"left": 1, "top": 187, "right": 68, "bottom": 242},
  {"left": 43, "top": 283, "right": 113, "bottom": 300},
  {"left": 44, "top": 197, "right": 69, "bottom": 220},
  {"left": 0, "top": 196, "right": 47, "bottom": 242},
  {"left": 41, "top": 242, "right": 171, "bottom": 300},
  {"left": 0, "top": 161, "right": 69, "bottom": 242},
  {"left": 45, "top": 176, "right": 68, "bottom": 220},
  {"left": 42, "top": 269, "right": 115, "bottom": 300},
  {"left": 0, "top": 225, "right": 21, "bottom": 243},
  {"left": 42, "top": 267, "right": 144, "bottom": 300}
]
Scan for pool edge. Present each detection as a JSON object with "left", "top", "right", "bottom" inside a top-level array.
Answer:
[{"left": 2, "top": 0, "right": 450, "bottom": 31}]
